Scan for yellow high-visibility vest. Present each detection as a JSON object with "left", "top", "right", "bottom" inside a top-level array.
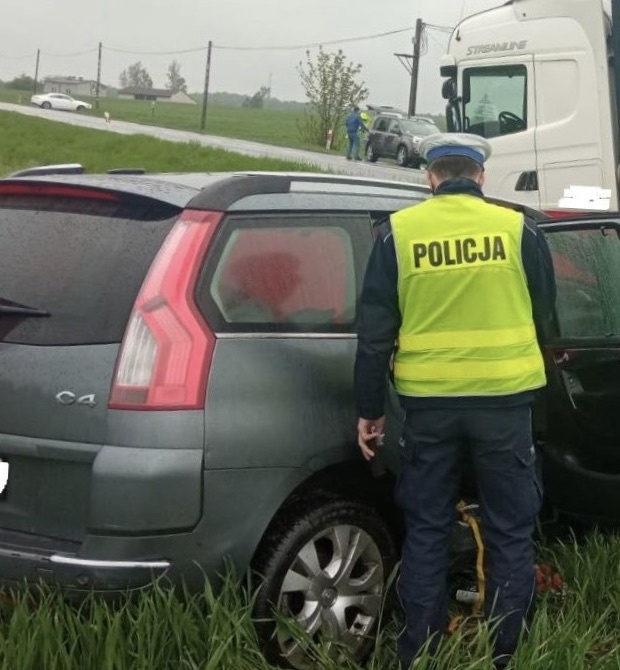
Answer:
[{"left": 391, "top": 193, "right": 546, "bottom": 397}]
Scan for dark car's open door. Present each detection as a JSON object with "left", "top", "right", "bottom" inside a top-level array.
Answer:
[{"left": 539, "top": 217, "right": 620, "bottom": 522}]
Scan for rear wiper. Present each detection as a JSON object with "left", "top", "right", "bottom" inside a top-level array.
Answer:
[{"left": 0, "top": 304, "right": 50, "bottom": 317}]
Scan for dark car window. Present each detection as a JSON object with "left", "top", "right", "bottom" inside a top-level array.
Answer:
[
  {"left": 198, "top": 213, "right": 372, "bottom": 333},
  {"left": 374, "top": 118, "right": 389, "bottom": 132},
  {"left": 388, "top": 120, "right": 401, "bottom": 134},
  {"left": 0, "top": 196, "right": 178, "bottom": 345},
  {"left": 546, "top": 226, "right": 620, "bottom": 339}
]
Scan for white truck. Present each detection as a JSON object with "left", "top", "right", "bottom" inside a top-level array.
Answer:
[{"left": 441, "top": 0, "right": 619, "bottom": 212}]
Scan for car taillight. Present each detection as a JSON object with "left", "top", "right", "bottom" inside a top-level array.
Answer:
[
  {"left": 543, "top": 209, "right": 584, "bottom": 219},
  {"left": 109, "top": 209, "right": 222, "bottom": 410}
]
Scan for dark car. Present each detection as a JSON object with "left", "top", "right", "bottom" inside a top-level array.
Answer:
[
  {"left": 1, "top": 166, "right": 620, "bottom": 668},
  {"left": 365, "top": 114, "right": 440, "bottom": 168}
]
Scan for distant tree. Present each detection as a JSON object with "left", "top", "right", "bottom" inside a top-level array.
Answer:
[
  {"left": 6, "top": 74, "right": 37, "bottom": 91},
  {"left": 297, "top": 47, "right": 368, "bottom": 147},
  {"left": 166, "top": 60, "right": 187, "bottom": 94},
  {"left": 242, "top": 85, "right": 270, "bottom": 109},
  {"left": 119, "top": 62, "right": 153, "bottom": 89}
]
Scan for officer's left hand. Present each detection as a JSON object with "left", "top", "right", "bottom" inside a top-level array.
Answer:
[{"left": 357, "top": 416, "right": 385, "bottom": 461}]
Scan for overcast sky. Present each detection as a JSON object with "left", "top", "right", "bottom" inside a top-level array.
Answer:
[{"left": 1, "top": 0, "right": 502, "bottom": 114}]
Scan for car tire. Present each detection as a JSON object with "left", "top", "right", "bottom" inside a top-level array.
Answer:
[
  {"left": 41, "top": 102, "right": 51, "bottom": 110},
  {"left": 365, "top": 143, "right": 378, "bottom": 163},
  {"left": 252, "top": 493, "right": 396, "bottom": 670},
  {"left": 76, "top": 105, "right": 85, "bottom": 112},
  {"left": 396, "top": 145, "right": 410, "bottom": 167}
]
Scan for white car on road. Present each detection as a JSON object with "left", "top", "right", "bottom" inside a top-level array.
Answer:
[{"left": 30, "top": 93, "right": 92, "bottom": 112}]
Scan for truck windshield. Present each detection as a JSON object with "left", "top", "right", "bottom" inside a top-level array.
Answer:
[{"left": 463, "top": 65, "right": 527, "bottom": 139}]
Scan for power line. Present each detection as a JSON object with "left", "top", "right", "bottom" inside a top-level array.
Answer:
[
  {"left": 0, "top": 52, "right": 37, "bottom": 60},
  {"left": 105, "top": 45, "right": 208, "bottom": 56},
  {"left": 214, "top": 26, "right": 414, "bottom": 51},
  {"left": 459, "top": 0, "right": 467, "bottom": 23},
  {"left": 41, "top": 47, "right": 99, "bottom": 58},
  {"left": 425, "top": 23, "right": 454, "bottom": 34},
  {"left": 1, "top": 25, "right": 420, "bottom": 61},
  {"left": 427, "top": 30, "right": 450, "bottom": 51}
]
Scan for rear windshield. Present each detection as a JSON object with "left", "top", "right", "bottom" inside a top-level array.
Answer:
[{"left": 0, "top": 196, "right": 179, "bottom": 345}]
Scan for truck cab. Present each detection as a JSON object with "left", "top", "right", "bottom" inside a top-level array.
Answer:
[{"left": 441, "top": 0, "right": 619, "bottom": 212}]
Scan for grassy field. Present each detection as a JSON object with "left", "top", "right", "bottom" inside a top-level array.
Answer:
[
  {"left": 0, "top": 110, "right": 320, "bottom": 177},
  {"left": 0, "top": 532, "right": 618, "bottom": 669},
  {"left": 0, "top": 87, "right": 318, "bottom": 151}
]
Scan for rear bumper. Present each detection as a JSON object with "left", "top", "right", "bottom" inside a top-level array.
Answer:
[{"left": 0, "top": 541, "right": 170, "bottom": 592}]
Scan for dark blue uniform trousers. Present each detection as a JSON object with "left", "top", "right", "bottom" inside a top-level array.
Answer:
[{"left": 394, "top": 405, "right": 541, "bottom": 668}]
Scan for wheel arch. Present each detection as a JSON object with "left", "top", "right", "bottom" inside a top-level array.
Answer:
[
  {"left": 251, "top": 460, "right": 402, "bottom": 569},
  {"left": 198, "top": 461, "right": 401, "bottom": 585}
]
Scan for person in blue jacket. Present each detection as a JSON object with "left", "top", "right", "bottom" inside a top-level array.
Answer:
[{"left": 345, "top": 105, "right": 368, "bottom": 160}]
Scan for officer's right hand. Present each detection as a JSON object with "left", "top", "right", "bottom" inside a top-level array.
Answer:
[{"left": 357, "top": 416, "right": 386, "bottom": 461}]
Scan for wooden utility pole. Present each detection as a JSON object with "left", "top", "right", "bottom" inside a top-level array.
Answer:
[
  {"left": 408, "top": 19, "right": 424, "bottom": 117},
  {"left": 33, "top": 49, "right": 40, "bottom": 94},
  {"left": 95, "top": 42, "right": 103, "bottom": 109},
  {"left": 200, "top": 41, "right": 213, "bottom": 131}
]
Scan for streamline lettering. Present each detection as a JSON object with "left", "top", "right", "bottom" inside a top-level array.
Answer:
[
  {"left": 411, "top": 235, "right": 508, "bottom": 271},
  {"left": 466, "top": 40, "right": 528, "bottom": 56}
]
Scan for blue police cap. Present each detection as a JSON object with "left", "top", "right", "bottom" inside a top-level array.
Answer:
[{"left": 419, "top": 133, "right": 492, "bottom": 166}]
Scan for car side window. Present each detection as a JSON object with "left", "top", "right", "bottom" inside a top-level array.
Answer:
[
  {"left": 198, "top": 213, "right": 372, "bottom": 333},
  {"left": 388, "top": 120, "right": 400, "bottom": 134},
  {"left": 545, "top": 226, "right": 620, "bottom": 339},
  {"left": 375, "top": 118, "right": 389, "bottom": 132}
]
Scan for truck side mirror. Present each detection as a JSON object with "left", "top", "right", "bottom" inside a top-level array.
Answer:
[{"left": 442, "top": 78, "right": 457, "bottom": 101}]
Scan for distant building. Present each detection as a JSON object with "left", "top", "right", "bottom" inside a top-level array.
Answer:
[
  {"left": 43, "top": 76, "right": 108, "bottom": 97},
  {"left": 118, "top": 87, "right": 196, "bottom": 104}
]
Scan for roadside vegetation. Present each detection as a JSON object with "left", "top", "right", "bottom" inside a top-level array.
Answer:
[
  {"left": 0, "top": 87, "right": 312, "bottom": 151},
  {"left": 0, "top": 532, "right": 618, "bottom": 669},
  {"left": 0, "top": 110, "right": 319, "bottom": 177}
]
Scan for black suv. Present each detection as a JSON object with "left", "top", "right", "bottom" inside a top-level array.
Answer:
[
  {"left": 365, "top": 114, "right": 440, "bottom": 168},
  {"left": 2, "top": 166, "right": 620, "bottom": 668}
]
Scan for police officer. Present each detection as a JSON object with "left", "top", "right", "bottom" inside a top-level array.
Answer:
[{"left": 354, "top": 133, "right": 555, "bottom": 669}]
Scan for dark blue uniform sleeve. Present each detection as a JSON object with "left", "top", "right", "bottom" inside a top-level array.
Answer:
[
  {"left": 521, "top": 216, "right": 557, "bottom": 340},
  {"left": 354, "top": 222, "right": 401, "bottom": 419}
]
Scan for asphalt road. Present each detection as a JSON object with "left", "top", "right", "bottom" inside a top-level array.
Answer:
[{"left": 0, "top": 101, "right": 427, "bottom": 186}]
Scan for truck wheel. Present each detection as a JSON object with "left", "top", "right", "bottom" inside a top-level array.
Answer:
[
  {"left": 252, "top": 494, "right": 396, "bottom": 670},
  {"left": 396, "top": 145, "right": 409, "bottom": 167}
]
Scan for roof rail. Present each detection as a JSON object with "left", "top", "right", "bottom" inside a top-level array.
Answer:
[{"left": 7, "top": 163, "right": 85, "bottom": 178}]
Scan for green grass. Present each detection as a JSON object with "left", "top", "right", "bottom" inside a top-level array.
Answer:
[
  {"left": 0, "top": 110, "right": 321, "bottom": 177},
  {"left": 0, "top": 533, "right": 618, "bottom": 669},
  {"left": 0, "top": 87, "right": 318, "bottom": 151}
]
